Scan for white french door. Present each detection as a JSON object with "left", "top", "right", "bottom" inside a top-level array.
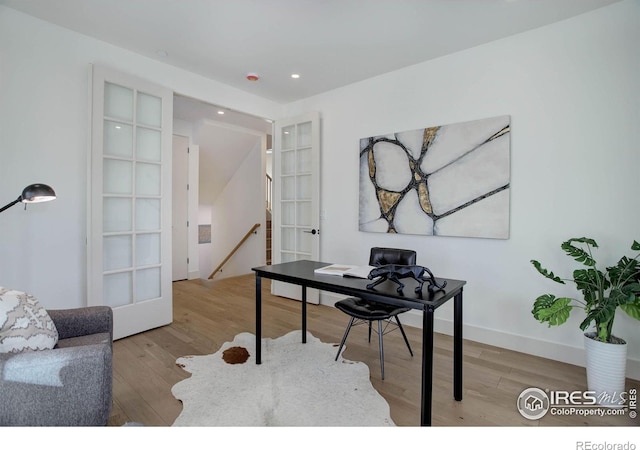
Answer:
[
  {"left": 272, "top": 112, "right": 321, "bottom": 303},
  {"left": 88, "top": 65, "right": 173, "bottom": 340}
]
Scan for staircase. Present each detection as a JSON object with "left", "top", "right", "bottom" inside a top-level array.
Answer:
[
  {"left": 266, "top": 174, "right": 272, "bottom": 265},
  {"left": 266, "top": 211, "right": 272, "bottom": 265}
]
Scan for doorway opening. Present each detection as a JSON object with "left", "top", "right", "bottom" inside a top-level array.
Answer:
[{"left": 172, "top": 94, "right": 273, "bottom": 281}]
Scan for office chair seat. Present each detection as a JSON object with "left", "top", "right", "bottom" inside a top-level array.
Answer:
[
  {"left": 334, "top": 247, "right": 416, "bottom": 380},
  {"left": 335, "top": 297, "right": 411, "bottom": 321}
]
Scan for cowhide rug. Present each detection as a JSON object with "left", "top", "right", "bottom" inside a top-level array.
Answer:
[{"left": 171, "top": 330, "right": 394, "bottom": 426}]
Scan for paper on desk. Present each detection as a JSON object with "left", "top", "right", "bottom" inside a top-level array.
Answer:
[{"left": 313, "top": 264, "right": 376, "bottom": 279}]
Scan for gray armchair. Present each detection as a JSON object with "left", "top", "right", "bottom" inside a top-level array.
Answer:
[{"left": 0, "top": 306, "right": 113, "bottom": 426}]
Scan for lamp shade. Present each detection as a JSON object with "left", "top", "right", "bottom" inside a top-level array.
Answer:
[{"left": 20, "top": 184, "right": 56, "bottom": 203}]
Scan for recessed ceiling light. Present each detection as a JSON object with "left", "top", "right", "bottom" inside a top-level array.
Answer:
[
  {"left": 217, "top": 110, "right": 225, "bottom": 115},
  {"left": 291, "top": 73, "right": 300, "bottom": 79},
  {"left": 246, "top": 73, "right": 260, "bottom": 81}
]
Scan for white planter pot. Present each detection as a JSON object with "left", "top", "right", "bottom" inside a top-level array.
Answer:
[{"left": 584, "top": 332, "right": 628, "bottom": 407}]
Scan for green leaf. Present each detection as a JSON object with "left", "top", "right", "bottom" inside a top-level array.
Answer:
[
  {"left": 609, "top": 288, "right": 630, "bottom": 308},
  {"left": 562, "top": 239, "right": 597, "bottom": 266},
  {"left": 620, "top": 298, "right": 640, "bottom": 321},
  {"left": 579, "top": 303, "right": 616, "bottom": 332},
  {"left": 573, "top": 268, "right": 607, "bottom": 304},
  {"left": 531, "top": 260, "right": 565, "bottom": 284},
  {"left": 532, "top": 294, "right": 573, "bottom": 326},
  {"left": 632, "top": 240, "right": 640, "bottom": 251},
  {"left": 567, "top": 237, "right": 599, "bottom": 248},
  {"left": 621, "top": 282, "right": 640, "bottom": 295},
  {"left": 607, "top": 256, "right": 640, "bottom": 287}
]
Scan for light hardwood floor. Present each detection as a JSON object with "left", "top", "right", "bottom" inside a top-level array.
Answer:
[{"left": 108, "top": 274, "right": 639, "bottom": 427}]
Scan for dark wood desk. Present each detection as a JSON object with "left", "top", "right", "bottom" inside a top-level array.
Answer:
[{"left": 252, "top": 260, "right": 466, "bottom": 426}]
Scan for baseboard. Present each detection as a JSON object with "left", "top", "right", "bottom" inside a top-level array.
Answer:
[
  {"left": 319, "top": 292, "right": 640, "bottom": 382},
  {"left": 188, "top": 270, "right": 200, "bottom": 280}
]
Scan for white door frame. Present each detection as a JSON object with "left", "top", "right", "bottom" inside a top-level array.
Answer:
[{"left": 172, "top": 134, "right": 189, "bottom": 281}]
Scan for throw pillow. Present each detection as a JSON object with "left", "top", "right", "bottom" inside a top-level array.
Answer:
[{"left": 0, "top": 286, "right": 58, "bottom": 353}]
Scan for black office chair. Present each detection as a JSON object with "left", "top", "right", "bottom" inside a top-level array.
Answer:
[{"left": 334, "top": 247, "right": 416, "bottom": 380}]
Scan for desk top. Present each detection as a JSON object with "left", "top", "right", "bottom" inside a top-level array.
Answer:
[{"left": 253, "top": 260, "right": 466, "bottom": 311}]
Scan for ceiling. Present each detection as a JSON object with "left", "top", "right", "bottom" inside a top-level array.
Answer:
[
  {"left": 0, "top": 0, "right": 620, "bottom": 104},
  {"left": 173, "top": 94, "right": 273, "bottom": 133}
]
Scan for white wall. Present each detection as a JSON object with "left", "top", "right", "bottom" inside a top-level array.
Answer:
[
  {"left": 283, "top": 1, "right": 640, "bottom": 378},
  {"left": 198, "top": 204, "right": 213, "bottom": 281},
  {"left": 208, "top": 137, "right": 266, "bottom": 280},
  {"left": 0, "top": 6, "right": 280, "bottom": 308}
]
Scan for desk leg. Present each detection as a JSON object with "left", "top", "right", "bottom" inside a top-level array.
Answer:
[
  {"left": 454, "top": 289, "right": 463, "bottom": 401},
  {"left": 420, "top": 307, "right": 435, "bottom": 426},
  {"left": 301, "top": 285, "right": 307, "bottom": 344},
  {"left": 255, "top": 274, "right": 262, "bottom": 365}
]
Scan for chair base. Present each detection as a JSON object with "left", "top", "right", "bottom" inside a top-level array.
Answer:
[{"left": 334, "top": 315, "right": 413, "bottom": 380}]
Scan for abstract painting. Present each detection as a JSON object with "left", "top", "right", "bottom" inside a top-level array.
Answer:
[{"left": 359, "top": 115, "right": 510, "bottom": 239}]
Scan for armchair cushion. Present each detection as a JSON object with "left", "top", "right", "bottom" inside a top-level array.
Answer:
[
  {"left": 0, "top": 287, "right": 58, "bottom": 353},
  {"left": 0, "top": 306, "right": 113, "bottom": 426}
]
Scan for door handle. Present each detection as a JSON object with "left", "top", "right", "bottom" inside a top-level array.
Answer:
[{"left": 303, "top": 229, "right": 318, "bottom": 235}]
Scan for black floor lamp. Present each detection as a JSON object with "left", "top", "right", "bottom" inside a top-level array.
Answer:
[{"left": 0, "top": 183, "right": 56, "bottom": 214}]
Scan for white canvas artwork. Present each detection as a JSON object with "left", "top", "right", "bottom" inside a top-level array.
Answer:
[{"left": 359, "top": 115, "right": 511, "bottom": 239}]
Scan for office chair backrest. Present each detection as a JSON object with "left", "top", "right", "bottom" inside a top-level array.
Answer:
[{"left": 369, "top": 247, "right": 416, "bottom": 267}]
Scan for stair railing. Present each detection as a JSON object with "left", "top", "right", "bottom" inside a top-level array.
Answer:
[{"left": 208, "top": 223, "right": 261, "bottom": 279}]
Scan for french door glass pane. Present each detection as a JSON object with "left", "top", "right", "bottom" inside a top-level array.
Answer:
[
  {"left": 136, "top": 127, "right": 161, "bottom": 161},
  {"left": 297, "top": 122, "right": 312, "bottom": 147},
  {"left": 136, "top": 233, "right": 160, "bottom": 266},
  {"left": 104, "top": 272, "right": 132, "bottom": 307},
  {"left": 281, "top": 125, "right": 295, "bottom": 149},
  {"left": 282, "top": 202, "right": 295, "bottom": 225},
  {"left": 104, "top": 235, "right": 132, "bottom": 271},
  {"left": 296, "top": 174, "right": 311, "bottom": 199},
  {"left": 296, "top": 229, "right": 312, "bottom": 254},
  {"left": 104, "top": 121, "right": 133, "bottom": 157},
  {"left": 135, "top": 162, "right": 161, "bottom": 196},
  {"left": 296, "top": 201, "right": 311, "bottom": 226},
  {"left": 136, "top": 267, "right": 161, "bottom": 301},
  {"left": 281, "top": 176, "right": 295, "bottom": 200},
  {"left": 281, "top": 150, "right": 295, "bottom": 175},
  {"left": 281, "top": 228, "right": 295, "bottom": 251},
  {"left": 104, "top": 83, "right": 133, "bottom": 121},
  {"left": 137, "top": 92, "right": 162, "bottom": 127},
  {"left": 104, "top": 159, "right": 132, "bottom": 194},
  {"left": 297, "top": 147, "right": 311, "bottom": 173},
  {"left": 136, "top": 199, "right": 161, "bottom": 231},
  {"left": 104, "top": 198, "right": 132, "bottom": 232}
]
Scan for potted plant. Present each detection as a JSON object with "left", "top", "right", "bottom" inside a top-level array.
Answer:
[{"left": 530, "top": 237, "right": 640, "bottom": 406}]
